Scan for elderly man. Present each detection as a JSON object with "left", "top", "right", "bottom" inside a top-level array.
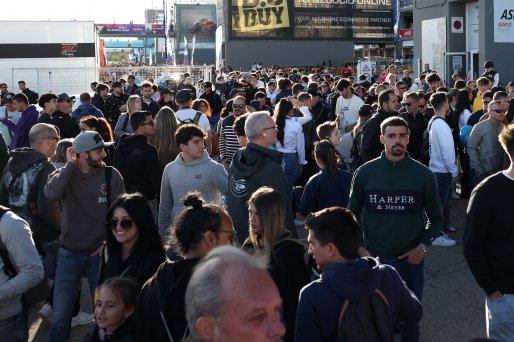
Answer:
[
  {"left": 226, "top": 111, "right": 295, "bottom": 242},
  {"left": 185, "top": 246, "right": 285, "bottom": 342}
]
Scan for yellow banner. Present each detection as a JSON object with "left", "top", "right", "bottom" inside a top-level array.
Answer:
[{"left": 237, "top": 0, "right": 290, "bottom": 32}]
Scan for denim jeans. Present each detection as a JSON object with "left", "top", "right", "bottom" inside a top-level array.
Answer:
[
  {"left": 49, "top": 247, "right": 100, "bottom": 342},
  {"left": 0, "top": 306, "right": 28, "bottom": 342},
  {"left": 381, "top": 258, "right": 424, "bottom": 342},
  {"left": 434, "top": 172, "right": 452, "bottom": 231},
  {"left": 283, "top": 153, "right": 299, "bottom": 188},
  {"left": 486, "top": 294, "right": 514, "bottom": 341}
]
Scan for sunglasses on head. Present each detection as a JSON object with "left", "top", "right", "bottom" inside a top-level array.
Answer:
[
  {"left": 233, "top": 104, "right": 245, "bottom": 109},
  {"left": 108, "top": 218, "right": 134, "bottom": 229}
]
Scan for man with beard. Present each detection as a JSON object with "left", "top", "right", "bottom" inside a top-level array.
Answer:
[
  {"left": 349, "top": 117, "right": 443, "bottom": 342},
  {"left": 44, "top": 131, "right": 125, "bottom": 341}
]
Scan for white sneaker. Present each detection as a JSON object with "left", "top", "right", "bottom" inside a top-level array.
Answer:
[
  {"left": 71, "top": 310, "right": 94, "bottom": 327},
  {"left": 432, "top": 234, "right": 457, "bottom": 247},
  {"left": 38, "top": 303, "right": 53, "bottom": 319}
]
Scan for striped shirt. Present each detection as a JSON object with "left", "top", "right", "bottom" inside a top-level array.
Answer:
[{"left": 220, "top": 114, "right": 242, "bottom": 164}]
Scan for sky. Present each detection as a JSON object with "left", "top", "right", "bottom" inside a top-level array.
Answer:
[{"left": 0, "top": 0, "right": 165, "bottom": 24}]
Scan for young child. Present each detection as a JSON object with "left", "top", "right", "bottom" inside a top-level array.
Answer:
[{"left": 84, "top": 277, "right": 138, "bottom": 341}]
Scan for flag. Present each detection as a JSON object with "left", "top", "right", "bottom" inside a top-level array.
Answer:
[
  {"left": 183, "top": 36, "right": 189, "bottom": 66},
  {"left": 191, "top": 34, "right": 196, "bottom": 65}
]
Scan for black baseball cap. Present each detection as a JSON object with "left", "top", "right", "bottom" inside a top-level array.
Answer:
[{"left": 175, "top": 89, "right": 192, "bottom": 103}]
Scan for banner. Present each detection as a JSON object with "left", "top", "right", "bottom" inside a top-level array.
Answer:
[
  {"left": 236, "top": 0, "right": 290, "bottom": 32},
  {"left": 229, "top": 0, "right": 397, "bottom": 41},
  {"left": 176, "top": 4, "right": 217, "bottom": 49},
  {"left": 96, "top": 24, "right": 165, "bottom": 36},
  {"left": 494, "top": 0, "right": 514, "bottom": 43},
  {"left": 191, "top": 34, "right": 196, "bottom": 65}
]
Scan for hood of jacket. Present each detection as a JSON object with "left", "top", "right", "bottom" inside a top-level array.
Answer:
[
  {"left": 230, "top": 143, "right": 283, "bottom": 179},
  {"left": 321, "top": 257, "right": 382, "bottom": 301},
  {"left": 7, "top": 148, "right": 47, "bottom": 175},
  {"left": 23, "top": 105, "right": 39, "bottom": 116},
  {"left": 173, "top": 150, "right": 211, "bottom": 167},
  {"left": 116, "top": 134, "right": 148, "bottom": 151}
]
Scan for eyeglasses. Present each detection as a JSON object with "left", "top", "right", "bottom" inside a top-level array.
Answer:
[
  {"left": 490, "top": 109, "right": 506, "bottom": 114},
  {"left": 233, "top": 104, "right": 245, "bottom": 109},
  {"left": 141, "top": 120, "right": 155, "bottom": 126},
  {"left": 108, "top": 218, "right": 134, "bottom": 229},
  {"left": 42, "top": 136, "right": 60, "bottom": 141},
  {"left": 219, "top": 229, "right": 236, "bottom": 244},
  {"left": 403, "top": 102, "right": 413, "bottom": 107},
  {"left": 262, "top": 126, "right": 278, "bottom": 132}
]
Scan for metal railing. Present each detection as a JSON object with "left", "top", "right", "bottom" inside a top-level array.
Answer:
[{"left": 2, "top": 66, "right": 212, "bottom": 95}]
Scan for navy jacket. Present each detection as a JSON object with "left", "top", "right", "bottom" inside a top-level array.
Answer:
[{"left": 295, "top": 257, "right": 422, "bottom": 342}]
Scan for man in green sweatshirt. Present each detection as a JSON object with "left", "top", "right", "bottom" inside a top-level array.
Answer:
[{"left": 348, "top": 116, "right": 443, "bottom": 342}]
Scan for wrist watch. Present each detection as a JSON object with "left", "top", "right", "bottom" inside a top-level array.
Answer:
[{"left": 418, "top": 243, "right": 429, "bottom": 254}]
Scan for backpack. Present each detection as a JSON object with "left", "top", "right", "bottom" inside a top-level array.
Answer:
[
  {"left": 350, "top": 130, "right": 364, "bottom": 171},
  {"left": 338, "top": 272, "right": 394, "bottom": 342},
  {"left": 420, "top": 116, "right": 444, "bottom": 166},
  {"left": 178, "top": 112, "right": 202, "bottom": 126}
]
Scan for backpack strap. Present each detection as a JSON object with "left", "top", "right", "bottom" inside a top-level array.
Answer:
[
  {"left": 122, "top": 114, "right": 130, "bottom": 131},
  {"left": 193, "top": 112, "right": 202, "bottom": 125},
  {"left": 105, "top": 166, "right": 112, "bottom": 209}
]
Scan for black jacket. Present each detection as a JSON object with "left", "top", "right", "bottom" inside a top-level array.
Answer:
[
  {"left": 0, "top": 148, "right": 60, "bottom": 245},
  {"left": 92, "top": 93, "right": 106, "bottom": 114},
  {"left": 136, "top": 258, "right": 200, "bottom": 342},
  {"left": 361, "top": 109, "right": 395, "bottom": 163},
  {"left": 399, "top": 111, "right": 427, "bottom": 160},
  {"left": 114, "top": 135, "right": 163, "bottom": 200},
  {"left": 104, "top": 93, "right": 129, "bottom": 125},
  {"left": 141, "top": 99, "right": 160, "bottom": 117},
  {"left": 226, "top": 143, "right": 295, "bottom": 242},
  {"left": 83, "top": 316, "right": 136, "bottom": 342},
  {"left": 38, "top": 111, "right": 80, "bottom": 139}
]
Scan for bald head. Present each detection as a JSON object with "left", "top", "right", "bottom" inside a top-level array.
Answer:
[
  {"left": 29, "top": 123, "right": 58, "bottom": 145},
  {"left": 245, "top": 111, "right": 274, "bottom": 142}
]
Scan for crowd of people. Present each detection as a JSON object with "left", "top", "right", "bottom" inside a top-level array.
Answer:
[{"left": 0, "top": 60, "right": 512, "bottom": 342}]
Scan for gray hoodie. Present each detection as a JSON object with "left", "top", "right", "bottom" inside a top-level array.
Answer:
[
  {"left": 0, "top": 211, "right": 44, "bottom": 320},
  {"left": 158, "top": 151, "right": 227, "bottom": 238}
]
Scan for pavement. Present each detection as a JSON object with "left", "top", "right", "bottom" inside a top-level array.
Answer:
[{"left": 28, "top": 197, "right": 487, "bottom": 342}]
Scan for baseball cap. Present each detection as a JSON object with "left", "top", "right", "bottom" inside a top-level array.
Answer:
[
  {"left": 240, "top": 72, "right": 251, "bottom": 79},
  {"left": 2, "top": 92, "right": 15, "bottom": 103},
  {"left": 508, "top": 81, "right": 514, "bottom": 87},
  {"left": 112, "top": 81, "right": 123, "bottom": 88},
  {"left": 203, "top": 81, "right": 213, "bottom": 88},
  {"left": 483, "top": 60, "right": 494, "bottom": 68},
  {"left": 160, "top": 88, "right": 172, "bottom": 95},
  {"left": 175, "top": 89, "right": 192, "bottom": 103},
  {"left": 73, "top": 131, "right": 113, "bottom": 154},
  {"left": 57, "top": 93, "right": 75, "bottom": 102}
]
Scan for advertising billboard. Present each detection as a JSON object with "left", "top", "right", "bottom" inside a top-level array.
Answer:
[
  {"left": 96, "top": 24, "right": 165, "bottom": 37},
  {"left": 175, "top": 4, "right": 217, "bottom": 49},
  {"left": 494, "top": 0, "right": 514, "bottom": 43},
  {"left": 228, "top": 0, "right": 397, "bottom": 41}
]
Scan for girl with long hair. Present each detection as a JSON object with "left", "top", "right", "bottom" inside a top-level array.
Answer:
[
  {"left": 192, "top": 99, "right": 211, "bottom": 118},
  {"left": 299, "top": 140, "right": 353, "bottom": 217},
  {"left": 274, "top": 98, "right": 306, "bottom": 187},
  {"left": 148, "top": 106, "right": 181, "bottom": 167},
  {"left": 135, "top": 192, "right": 235, "bottom": 342},
  {"left": 245, "top": 186, "right": 310, "bottom": 342},
  {"left": 79, "top": 115, "right": 115, "bottom": 165},
  {"left": 100, "top": 193, "right": 165, "bottom": 286},
  {"left": 114, "top": 95, "right": 142, "bottom": 140}
]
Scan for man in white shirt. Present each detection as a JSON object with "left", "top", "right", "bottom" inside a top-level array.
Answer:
[
  {"left": 428, "top": 92, "right": 458, "bottom": 246},
  {"left": 175, "top": 89, "right": 212, "bottom": 154},
  {"left": 335, "top": 79, "right": 364, "bottom": 133},
  {"left": 0, "top": 93, "right": 21, "bottom": 147}
]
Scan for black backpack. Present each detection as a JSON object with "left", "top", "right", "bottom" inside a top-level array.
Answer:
[
  {"left": 420, "top": 116, "right": 443, "bottom": 166},
  {"left": 350, "top": 130, "right": 364, "bottom": 171},
  {"left": 178, "top": 112, "right": 202, "bottom": 126},
  {"left": 338, "top": 272, "right": 394, "bottom": 342}
]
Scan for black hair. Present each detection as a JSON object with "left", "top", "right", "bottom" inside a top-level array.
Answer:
[
  {"left": 336, "top": 78, "right": 351, "bottom": 91},
  {"left": 429, "top": 92, "right": 449, "bottom": 111},
  {"left": 170, "top": 192, "right": 227, "bottom": 256},
  {"left": 104, "top": 193, "right": 164, "bottom": 278},
  {"left": 314, "top": 140, "right": 340, "bottom": 180},
  {"left": 13, "top": 93, "right": 29, "bottom": 105},
  {"left": 96, "top": 83, "right": 109, "bottom": 94},
  {"left": 233, "top": 113, "right": 249, "bottom": 137},
  {"left": 455, "top": 89, "right": 471, "bottom": 115},
  {"left": 380, "top": 116, "right": 409, "bottom": 135},
  {"left": 273, "top": 98, "right": 294, "bottom": 146},
  {"left": 130, "top": 111, "right": 152, "bottom": 131},
  {"left": 175, "top": 124, "right": 206, "bottom": 146},
  {"left": 38, "top": 93, "right": 57, "bottom": 109},
  {"left": 378, "top": 89, "right": 396, "bottom": 107},
  {"left": 305, "top": 207, "right": 360, "bottom": 260}
]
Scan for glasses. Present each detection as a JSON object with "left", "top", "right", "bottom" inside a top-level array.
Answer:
[
  {"left": 141, "top": 120, "right": 155, "bottom": 126},
  {"left": 262, "top": 126, "right": 278, "bottom": 132},
  {"left": 233, "top": 104, "right": 245, "bottom": 109},
  {"left": 42, "top": 136, "right": 60, "bottom": 141},
  {"left": 108, "top": 218, "right": 134, "bottom": 229},
  {"left": 219, "top": 229, "right": 236, "bottom": 244},
  {"left": 403, "top": 102, "right": 413, "bottom": 107},
  {"left": 490, "top": 109, "right": 506, "bottom": 114}
]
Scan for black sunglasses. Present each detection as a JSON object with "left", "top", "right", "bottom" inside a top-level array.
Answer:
[
  {"left": 233, "top": 104, "right": 245, "bottom": 109},
  {"left": 108, "top": 218, "right": 134, "bottom": 229},
  {"left": 490, "top": 109, "right": 506, "bottom": 114}
]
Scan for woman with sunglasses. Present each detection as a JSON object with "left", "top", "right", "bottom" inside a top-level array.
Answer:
[
  {"left": 135, "top": 192, "right": 235, "bottom": 342},
  {"left": 99, "top": 192, "right": 165, "bottom": 287},
  {"left": 244, "top": 186, "right": 310, "bottom": 342},
  {"left": 274, "top": 98, "right": 307, "bottom": 187}
]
